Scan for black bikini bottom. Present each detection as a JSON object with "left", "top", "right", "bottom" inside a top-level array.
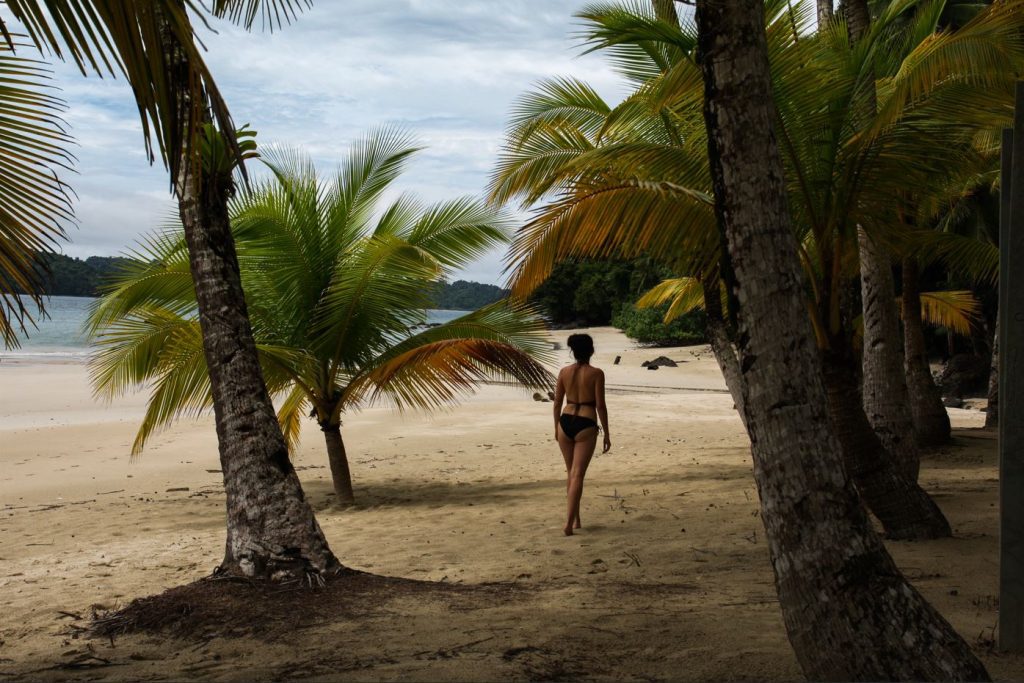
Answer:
[{"left": 560, "top": 413, "right": 598, "bottom": 440}]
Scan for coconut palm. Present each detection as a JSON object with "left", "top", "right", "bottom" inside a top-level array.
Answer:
[
  {"left": 88, "top": 130, "right": 554, "bottom": 504},
  {"left": 693, "top": 0, "right": 986, "bottom": 677},
  {"left": 0, "top": 40, "right": 75, "bottom": 348},
  {"left": 490, "top": 0, "right": 1024, "bottom": 538},
  {"left": 1, "top": 1, "right": 345, "bottom": 579}
]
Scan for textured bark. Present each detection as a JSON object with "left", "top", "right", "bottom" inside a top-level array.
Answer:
[
  {"left": 822, "top": 345, "right": 951, "bottom": 540},
  {"left": 696, "top": 1, "right": 987, "bottom": 679},
  {"left": 162, "top": 6, "right": 338, "bottom": 579},
  {"left": 903, "top": 258, "right": 952, "bottom": 444},
  {"left": 817, "top": 0, "right": 834, "bottom": 28},
  {"left": 177, "top": 174, "right": 339, "bottom": 578},
  {"left": 859, "top": 231, "right": 920, "bottom": 481},
  {"left": 323, "top": 424, "right": 355, "bottom": 505},
  {"left": 843, "top": 0, "right": 872, "bottom": 44},
  {"left": 986, "top": 312, "right": 999, "bottom": 428},
  {"left": 702, "top": 279, "right": 746, "bottom": 426}
]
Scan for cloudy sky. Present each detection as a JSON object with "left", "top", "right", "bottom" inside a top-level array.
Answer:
[{"left": 33, "top": 1, "right": 627, "bottom": 285}]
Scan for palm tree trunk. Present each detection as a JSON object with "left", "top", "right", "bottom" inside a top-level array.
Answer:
[
  {"left": 817, "top": 0, "right": 834, "bottom": 28},
  {"left": 859, "top": 230, "right": 920, "bottom": 480},
  {"left": 695, "top": 2, "right": 987, "bottom": 679},
  {"left": 702, "top": 279, "right": 746, "bottom": 426},
  {"left": 903, "top": 257, "right": 952, "bottom": 444},
  {"left": 822, "top": 345, "right": 950, "bottom": 539},
  {"left": 843, "top": 0, "right": 872, "bottom": 44},
  {"left": 177, "top": 173, "right": 339, "bottom": 578},
  {"left": 161, "top": 4, "right": 337, "bottom": 579},
  {"left": 986, "top": 311, "right": 999, "bottom": 428},
  {"left": 323, "top": 424, "right": 355, "bottom": 505}
]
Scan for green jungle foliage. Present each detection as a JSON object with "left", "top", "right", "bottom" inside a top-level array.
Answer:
[
  {"left": 613, "top": 303, "right": 706, "bottom": 347},
  {"left": 528, "top": 258, "right": 665, "bottom": 327}
]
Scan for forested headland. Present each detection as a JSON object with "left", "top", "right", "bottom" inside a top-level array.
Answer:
[{"left": 37, "top": 253, "right": 507, "bottom": 311}]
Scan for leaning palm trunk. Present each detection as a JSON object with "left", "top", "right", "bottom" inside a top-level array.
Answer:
[
  {"left": 859, "top": 230, "right": 920, "bottom": 480},
  {"left": 986, "top": 311, "right": 999, "bottom": 428},
  {"left": 701, "top": 279, "right": 746, "bottom": 426},
  {"left": 822, "top": 344, "right": 950, "bottom": 539},
  {"left": 902, "top": 257, "right": 952, "bottom": 444},
  {"left": 844, "top": 0, "right": 921, "bottom": 478},
  {"left": 695, "top": 1, "right": 986, "bottom": 679},
  {"left": 322, "top": 424, "right": 355, "bottom": 505},
  {"left": 161, "top": 8, "right": 337, "bottom": 578},
  {"left": 177, "top": 173, "right": 339, "bottom": 578}
]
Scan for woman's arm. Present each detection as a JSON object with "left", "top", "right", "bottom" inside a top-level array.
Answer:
[
  {"left": 595, "top": 369, "right": 611, "bottom": 452},
  {"left": 552, "top": 369, "right": 565, "bottom": 440}
]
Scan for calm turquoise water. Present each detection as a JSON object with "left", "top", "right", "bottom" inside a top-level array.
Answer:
[{"left": 4, "top": 295, "right": 469, "bottom": 360}]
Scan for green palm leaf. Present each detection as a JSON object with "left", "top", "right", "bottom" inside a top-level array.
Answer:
[
  {"left": 0, "top": 41, "right": 75, "bottom": 347},
  {"left": 2, "top": 1, "right": 311, "bottom": 185},
  {"left": 88, "top": 127, "right": 552, "bottom": 466}
]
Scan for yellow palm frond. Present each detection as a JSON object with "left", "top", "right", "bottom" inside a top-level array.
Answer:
[
  {"left": 345, "top": 338, "right": 553, "bottom": 413},
  {"left": 276, "top": 384, "right": 309, "bottom": 455},
  {"left": 909, "top": 290, "right": 982, "bottom": 337},
  {"left": 635, "top": 277, "right": 705, "bottom": 323}
]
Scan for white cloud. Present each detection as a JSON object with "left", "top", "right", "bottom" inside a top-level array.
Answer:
[{"left": 24, "top": 1, "right": 627, "bottom": 284}]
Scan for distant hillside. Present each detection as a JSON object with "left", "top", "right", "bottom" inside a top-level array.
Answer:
[
  {"left": 34, "top": 255, "right": 506, "bottom": 309},
  {"left": 428, "top": 280, "right": 507, "bottom": 310},
  {"left": 36, "top": 253, "right": 139, "bottom": 297}
]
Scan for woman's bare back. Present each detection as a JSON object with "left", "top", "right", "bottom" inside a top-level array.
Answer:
[{"left": 559, "top": 363, "right": 601, "bottom": 419}]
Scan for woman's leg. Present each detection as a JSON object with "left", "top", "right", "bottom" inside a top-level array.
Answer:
[
  {"left": 565, "top": 428, "right": 598, "bottom": 535},
  {"left": 556, "top": 424, "right": 580, "bottom": 527}
]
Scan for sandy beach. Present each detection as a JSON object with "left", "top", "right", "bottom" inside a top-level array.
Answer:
[{"left": 1, "top": 326, "right": 1020, "bottom": 681}]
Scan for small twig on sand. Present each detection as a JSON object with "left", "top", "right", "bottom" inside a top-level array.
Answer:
[
  {"left": 412, "top": 636, "right": 495, "bottom": 660},
  {"left": 56, "top": 610, "right": 83, "bottom": 620}
]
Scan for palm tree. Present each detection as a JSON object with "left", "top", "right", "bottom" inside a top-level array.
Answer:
[
  {"left": 88, "top": 130, "right": 554, "bottom": 504},
  {"left": 490, "top": 0, "right": 1023, "bottom": 538},
  {"left": 694, "top": 0, "right": 987, "bottom": 677},
  {"left": 491, "top": 0, "right": 1019, "bottom": 540},
  {"left": 1, "top": 0, "right": 341, "bottom": 579},
  {"left": 0, "top": 39, "right": 75, "bottom": 347}
]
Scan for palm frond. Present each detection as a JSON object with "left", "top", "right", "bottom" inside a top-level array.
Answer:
[
  {"left": 915, "top": 290, "right": 982, "bottom": 336},
  {"left": 2, "top": 1, "right": 244, "bottom": 186},
  {"left": 405, "top": 197, "right": 512, "bottom": 272},
  {"left": 576, "top": 0, "right": 694, "bottom": 84},
  {"left": 342, "top": 302, "right": 554, "bottom": 414},
  {"left": 0, "top": 41, "right": 75, "bottom": 347},
  {"left": 210, "top": 0, "right": 312, "bottom": 30},
  {"left": 276, "top": 383, "right": 309, "bottom": 454},
  {"left": 635, "top": 277, "right": 705, "bottom": 322},
  {"left": 913, "top": 230, "right": 998, "bottom": 285}
]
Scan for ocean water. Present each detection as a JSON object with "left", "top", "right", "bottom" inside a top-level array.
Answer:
[{"left": 3, "top": 295, "right": 469, "bottom": 361}]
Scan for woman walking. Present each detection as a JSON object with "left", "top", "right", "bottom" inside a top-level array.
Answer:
[{"left": 553, "top": 333, "right": 611, "bottom": 535}]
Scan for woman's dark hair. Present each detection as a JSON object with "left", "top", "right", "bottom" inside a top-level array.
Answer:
[{"left": 567, "top": 333, "right": 594, "bottom": 363}]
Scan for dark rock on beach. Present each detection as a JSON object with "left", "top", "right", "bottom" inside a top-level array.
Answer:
[
  {"left": 642, "top": 356, "right": 678, "bottom": 369},
  {"left": 938, "top": 353, "right": 989, "bottom": 398}
]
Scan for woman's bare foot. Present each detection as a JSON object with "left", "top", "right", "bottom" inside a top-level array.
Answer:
[
  {"left": 574, "top": 519, "right": 582, "bottom": 529},
  {"left": 563, "top": 525, "right": 574, "bottom": 536}
]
